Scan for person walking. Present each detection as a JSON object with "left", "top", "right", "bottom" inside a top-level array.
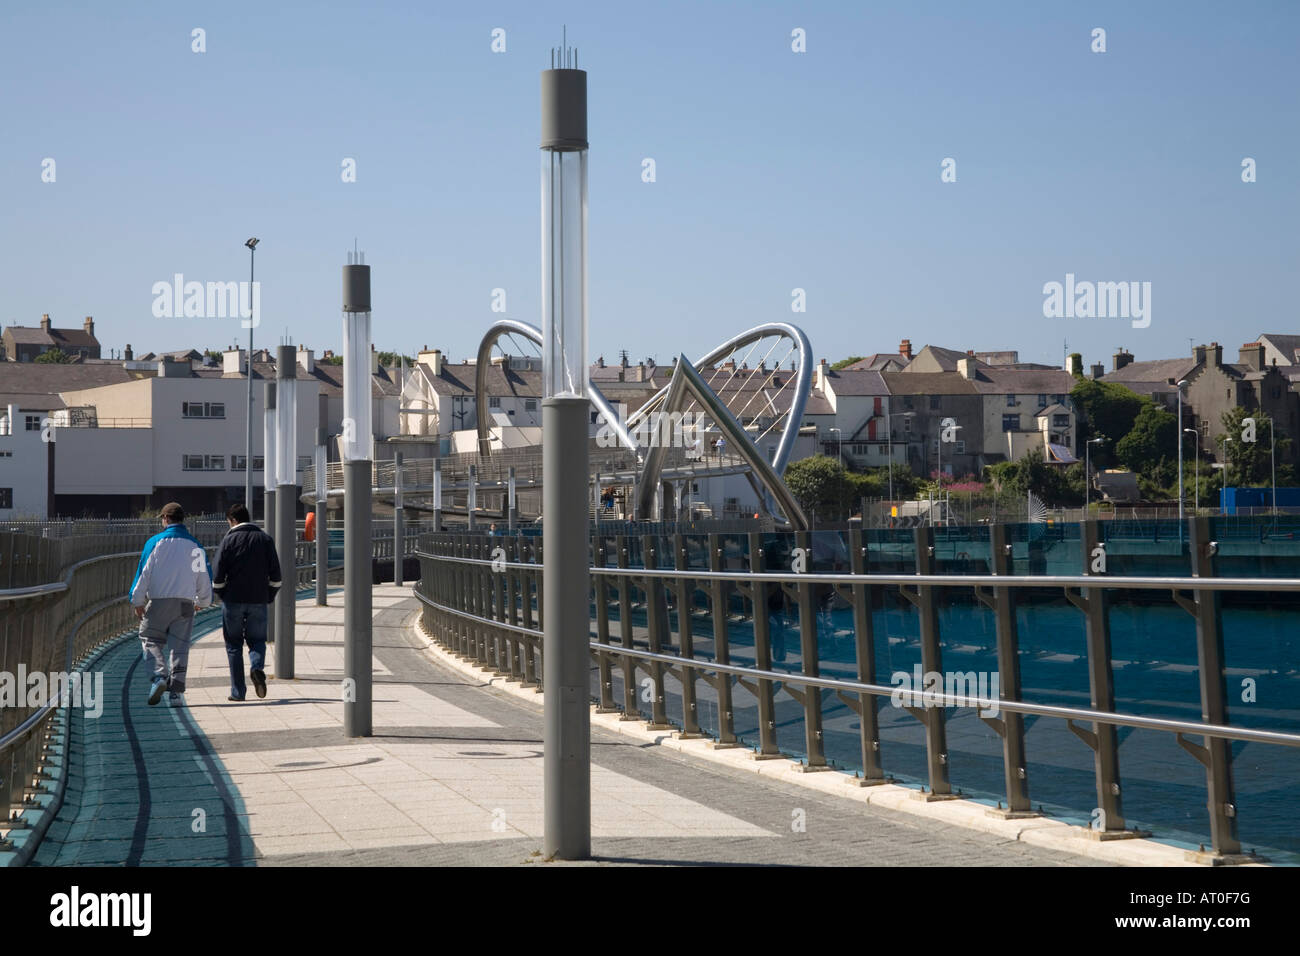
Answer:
[
  {"left": 211, "top": 503, "right": 282, "bottom": 701},
  {"left": 130, "top": 502, "right": 214, "bottom": 707}
]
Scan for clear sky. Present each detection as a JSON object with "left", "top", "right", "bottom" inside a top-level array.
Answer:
[{"left": 3, "top": 0, "right": 1297, "bottom": 371}]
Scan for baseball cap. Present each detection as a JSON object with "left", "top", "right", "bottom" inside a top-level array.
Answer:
[{"left": 159, "top": 502, "right": 186, "bottom": 523}]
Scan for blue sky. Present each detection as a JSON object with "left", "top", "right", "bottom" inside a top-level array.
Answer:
[{"left": 3, "top": 0, "right": 1297, "bottom": 370}]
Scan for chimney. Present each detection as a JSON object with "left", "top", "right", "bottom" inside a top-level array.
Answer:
[
  {"left": 1067, "top": 353, "right": 1083, "bottom": 376},
  {"left": 418, "top": 347, "right": 443, "bottom": 376},
  {"left": 1193, "top": 343, "right": 1207, "bottom": 366},
  {"left": 620, "top": 351, "right": 629, "bottom": 368},
  {"left": 40, "top": 313, "right": 51, "bottom": 332},
  {"left": 222, "top": 347, "right": 245, "bottom": 374},
  {"left": 1209, "top": 342, "right": 1223, "bottom": 367},
  {"left": 597, "top": 355, "right": 605, "bottom": 368},
  {"left": 1112, "top": 348, "right": 1134, "bottom": 372},
  {"left": 1090, "top": 362, "right": 1105, "bottom": 380},
  {"left": 1239, "top": 342, "right": 1265, "bottom": 370},
  {"left": 124, "top": 344, "right": 134, "bottom": 361},
  {"left": 815, "top": 358, "right": 828, "bottom": 390},
  {"left": 370, "top": 344, "right": 378, "bottom": 374},
  {"left": 899, "top": 338, "right": 913, "bottom": 360},
  {"left": 956, "top": 357, "right": 974, "bottom": 380},
  {"left": 297, "top": 344, "right": 314, "bottom": 374},
  {"left": 83, "top": 315, "right": 94, "bottom": 337}
]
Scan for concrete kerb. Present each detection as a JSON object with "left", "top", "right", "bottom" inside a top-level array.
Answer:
[{"left": 411, "top": 614, "right": 1259, "bottom": 868}]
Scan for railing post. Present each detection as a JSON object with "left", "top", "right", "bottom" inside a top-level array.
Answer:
[
  {"left": 1183, "top": 516, "right": 1245, "bottom": 859},
  {"left": 520, "top": 537, "right": 538, "bottom": 686},
  {"left": 615, "top": 536, "right": 639, "bottom": 717},
  {"left": 904, "top": 526, "right": 953, "bottom": 797},
  {"left": 505, "top": 536, "right": 521, "bottom": 680},
  {"left": 708, "top": 533, "right": 739, "bottom": 747},
  {"left": 746, "top": 531, "right": 781, "bottom": 758},
  {"left": 1066, "top": 519, "right": 1127, "bottom": 833},
  {"left": 791, "top": 529, "right": 828, "bottom": 769},
  {"left": 983, "top": 523, "right": 1032, "bottom": 814},
  {"left": 673, "top": 533, "right": 703, "bottom": 737},
  {"left": 845, "top": 528, "right": 885, "bottom": 784},
  {"left": 593, "top": 535, "right": 617, "bottom": 712},
  {"left": 641, "top": 534, "right": 672, "bottom": 729},
  {"left": 393, "top": 452, "right": 404, "bottom": 587}
]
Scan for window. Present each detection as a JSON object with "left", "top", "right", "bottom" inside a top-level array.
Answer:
[
  {"left": 903, "top": 396, "right": 914, "bottom": 409},
  {"left": 488, "top": 396, "right": 501, "bottom": 408},
  {"left": 1002, "top": 414, "right": 1020, "bottom": 432},
  {"left": 182, "top": 401, "right": 225, "bottom": 419},
  {"left": 1053, "top": 394, "right": 1066, "bottom": 404},
  {"left": 182, "top": 454, "right": 225, "bottom": 471},
  {"left": 953, "top": 440, "right": 965, "bottom": 454},
  {"left": 1006, "top": 394, "right": 1017, "bottom": 407},
  {"left": 929, "top": 395, "right": 941, "bottom": 410},
  {"left": 525, "top": 399, "right": 537, "bottom": 412},
  {"left": 1053, "top": 414, "right": 1070, "bottom": 428},
  {"left": 25, "top": 415, "right": 41, "bottom": 431},
  {"left": 0, "top": 450, "right": 11, "bottom": 458},
  {"left": 297, "top": 456, "right": 311, "bottom": 471},
  {"left": 232, "top": 455, "right": 246, "bottom": 471},
  {"left": 0, "top": 488, "right": 11, "bottom": 508},
  {"left": 903, "top": 417, "right": 912, "bottom": 433},
  {"left": 1038, "top": 394, "right": 1048, "bottom": 407}
]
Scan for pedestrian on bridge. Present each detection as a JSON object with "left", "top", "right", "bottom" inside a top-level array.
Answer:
[
  {"left": 129, "top": 502, "right": 214, "bottom": 707},
  {"left": 212, "top": 503, "right": 282, "bottom": 701}
]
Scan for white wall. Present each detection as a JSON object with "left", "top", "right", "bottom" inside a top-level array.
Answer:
[
  {"left": 55, "top": 428, "right": 152, "bottom": 495},
  {"left": 0, "top": 410, "right": 50, "bottom": 518}
]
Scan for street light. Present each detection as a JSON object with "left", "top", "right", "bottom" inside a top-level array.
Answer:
[
  {"left": 540, "top": 49, "right": 591, "bottom": 860},
  {"left": 243, "top": 238, "right": 259, "bottom": 514},
  {"left": 888, "top": 409, "right": 915, "bottom": 503},
  {"left": 275, "top": 344, "right": 298, "bottom": 679},
  {"left": 1184, "top": 428, "right": 1199, "bottom": 513},
  {"left": 1267, "top": 417, "right": 1277, "bottom": 520},
  {"left": 1220, "top": 436, "right": 1233, "bottom": 513},
  {"left": 1176, "top": 379, "right": 1188, "bottom": 544},
  {"left": 1085, "top": 436, "right": 1105, "bottom": 514},
  {"left": 938, "top": 418, "right": 961, "bottom": 526},
  {"left": 342, "top": 251, "right": 373, "bottom": 738},
  {"left": 828, "top": 427, "right": 842, "bottom": 464}
]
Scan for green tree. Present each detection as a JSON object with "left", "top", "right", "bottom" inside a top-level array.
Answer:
[
  {"left": 830, "top": 356, "right": 865, "bottom": 371},
  {"left": 319, "top": 354, "right": 343, "bottom": 365},
  {"left": 1218, "top": 407, "right": 1293, "bottom": 487},
  {"left": 377, "top": 350, "right": 415, "bottom": 367},
  {"left": 35, "top": 348, "right": 71, "bottom": 364},
  {"left": 784, "top": 454, "right": 852, "bottom": 522},
  {"left": 1069, "top": 378, "right": 1145, "bottom": 467},
  {"left": 1115, "top": 402, "right": 1177, "bottom": 473}
]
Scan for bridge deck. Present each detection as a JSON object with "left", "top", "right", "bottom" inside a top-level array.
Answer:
[{"left": 33, "top": 587, "right": 1105, "bottom": 867}]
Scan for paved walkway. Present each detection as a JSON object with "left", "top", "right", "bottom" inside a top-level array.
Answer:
[{"left": 35, "top": 586, "right": 1104, "bottom": 866}]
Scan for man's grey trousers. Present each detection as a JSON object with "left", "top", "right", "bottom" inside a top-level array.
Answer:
[{"left": 139, "top": 598, "right": 196, "bottom": 694}]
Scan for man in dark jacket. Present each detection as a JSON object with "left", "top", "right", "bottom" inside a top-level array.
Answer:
[{"left": 212, "top": 503, "right": 282, "bottom": 701}]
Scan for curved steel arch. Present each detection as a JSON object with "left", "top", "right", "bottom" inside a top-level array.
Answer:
[
  {"left": 474, "top": 319, "right": 636, "bottom": 458},
  {"left": 625, "top": 322, "right": 813, "bottom": 476}
]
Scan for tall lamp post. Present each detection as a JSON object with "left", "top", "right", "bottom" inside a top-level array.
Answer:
[
  {"left": 938, "top": 418, "right": 961, "bottom": 527},
  {"left": 1177, "top": 379, "right": 1188, "bottom": 544},
  {"left": 263, "top": 381, "right": 277, "bottom": 647},
  {"left": 315, "top": 391, "right": 328, "bottom": 606},
  {"left": 828, "top": 427, "right": 842, "bottom": 463},
  {"left": 275, "top": 344, "right": 298, "bottom": 679},
  {"left": 244, "top": 237, "right": 258, "bottom": 512},
  {"left": 1268, "top": 417, "right": 1277, "bottom": 520},
  {"left": 540, "top": 49, "right": 591, "bottom": 860},
  {"left": 342, "top": 252, "right": 373, "bottom": 738},
  {"left": 1184, "top": 428, "right": 1199, "bottom": 514},
  {"left": 1219, "top": 436, "right": 1233, "bottom": 514},
  {"left": 1085, "top": 436, "right": 1104, "bottom": 514}
]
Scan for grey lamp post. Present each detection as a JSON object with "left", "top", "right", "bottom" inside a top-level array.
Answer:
[
  {"left": 263, "top": 381, "right": 276, "bottom": 647},
  {"left": 393, "top": 452, "right": 404, "bottom": 587},
  {"left": 938, "top": 418, "right": 961, "bottom": 526},
  {"left": 244, "top": 238, "right": 258, "bottom": 514},
  {"left": 1085, "top": 437, "right": 1104, "bottom": 515},
  {"left": 1177, "top": 379, "right": 1188, "bottom": 544},
  {"left": 540, "top": 49, "right": 591, "bottom": 860},
  {"left": 342, "top": 252, "right": 373, "bottom": 738},
  {"left": 315, "top": 391, "right": 328, "bottom": 606},
  {"left": 1184, "top": 428, "right": 1199, "bottom": 514},
  {"left": 1220, "top": 436, "right": 1233, "bottom": 513},
  {"left": 1268, "top": 417, "right": 1277, "bottom": 520},
  {"left": 275, "top": 344, "right": 297, "bottom": 679}
]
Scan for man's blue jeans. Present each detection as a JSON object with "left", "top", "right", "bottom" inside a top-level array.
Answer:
[{"left": 222, "top": 602, "right": 267, "bottom": 700}]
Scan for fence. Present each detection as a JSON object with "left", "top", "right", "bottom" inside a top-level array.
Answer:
[{"left": 414, "top": 517, "right": 1300, "bottom": 860}]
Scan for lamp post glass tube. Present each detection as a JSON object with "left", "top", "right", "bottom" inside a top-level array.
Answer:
[
  {"left": 262, "top": 385, "right": 277, "bottom": 496},
  {"left": 343, "top": 311, "right": 373, "bottom": 461},
  {"left": 276, "top": 375, "right": 297, "bottom": 487},
  {"left": 541, "top": 145, "right": 588, "bottom": 398}
]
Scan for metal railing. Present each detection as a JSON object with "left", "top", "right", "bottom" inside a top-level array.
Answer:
[{"left": 414, "top": 517, "right": 1300, "bottom": 860}]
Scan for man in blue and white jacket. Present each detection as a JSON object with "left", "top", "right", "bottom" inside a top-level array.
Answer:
[{"left": 129, "top": 502, "right": 213, "bottom": 706}]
